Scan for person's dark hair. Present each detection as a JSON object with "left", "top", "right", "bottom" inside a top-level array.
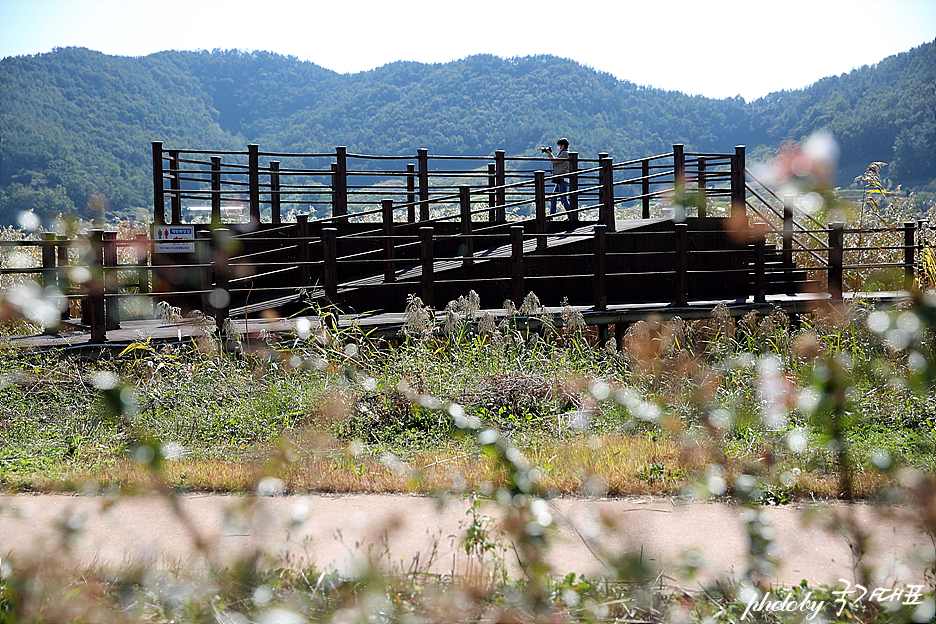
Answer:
[{"left": 557, "top": 138, "right": 569, "bottom": 148}]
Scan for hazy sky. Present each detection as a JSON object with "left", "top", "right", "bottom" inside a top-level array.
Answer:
[{"left": 1, "top": 0, "right": 933, "bottom": 101}]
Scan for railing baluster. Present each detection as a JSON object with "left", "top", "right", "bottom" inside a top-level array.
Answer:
[
  {"left": 568, "top": 152, "right": 579, "bottom": 223},
  {"left": 152, "top": 141, "right": 166, "bottom": 225},
  {"left": 103, "top": 231, "right": 120, "bottom": 331},
  {"left": 782, "top": 195, "right": 794, "bottom": 266},
  {"left": 534, "top": 171, "right": 547, "bottom": 251},
  {"left": 418, "top": 148, "right": 429, "bottom": 222},
  {"left": 673, "top": 144, "right": 685, "bottom": 220},
  {"left": 600, "top": 156, "right": 615, "bottom": 231},
  {"left": 642, "top": 159, "right": 650, "bottom": 219},
  {"left": 732, "top": 145, "right": 746, "bottom": 220},
  {"left": 270, "top": 160, "right": 281, "bottom": 225},
  {"left": 407, "top": 163, "right": 416, "bottom": 222},
  {"left": 211, "top": 156, "right": 222, "bottom": 226},
  {"left": 495, "top": 150, "right": 506, "bottom": 211},
  {"left": 248, "top": 144, "right": 260, "bottom": 224},
  {"left": 88, "top": 229, "right": 106, "bottom": 342},
  {"left": 904, "top": 220, "right": 916, "bottom": 291},
  {"left": 297, "top": 214, "right": 312, "bottom": 287},
  {"left": 334, "top": 146, "right": 348, "bottom": 221},
  {"left": 57, "top": 234, "right": 69, "bottom": 320},
  {"left": 487, "top": 163, "right": 497, "bottom": 222},
  {"left": 169, "top": 150, "right": 182, "bottom": 225},
  {"left": 323, "top": 228, "right": 338, "bottom": 305},
  {"left": 828, "top": 222, "right": 844, "bottom": 301}
]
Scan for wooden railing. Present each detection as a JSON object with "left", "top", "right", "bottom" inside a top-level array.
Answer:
[
  {"left": 150, "top": 143, "right": 745, "bottom": 228},
  {"left": 1, "top": 143, "right": 925, "bottom": 341},
  {"left": 1, "top": 221, "right": 921, "bottom": 342}
]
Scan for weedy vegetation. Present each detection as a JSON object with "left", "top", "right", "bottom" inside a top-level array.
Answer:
[{"left": 1, "top": 158, "right": 935, "bottom": 622}]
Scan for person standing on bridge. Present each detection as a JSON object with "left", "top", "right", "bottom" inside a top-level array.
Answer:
[{"left": 544, "top": 138, "right": 571, "bottom": 214}]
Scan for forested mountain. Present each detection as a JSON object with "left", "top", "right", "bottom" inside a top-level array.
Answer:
[{"left": 0, "top": 41, "right": 933, "bottom": 225}]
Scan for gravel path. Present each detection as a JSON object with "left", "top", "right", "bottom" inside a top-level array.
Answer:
[{"left": 2, "top": 493, "right": 931, "bottom": 589}]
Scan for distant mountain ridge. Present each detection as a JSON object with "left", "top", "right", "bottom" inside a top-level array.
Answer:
[{"left": 0, "top": 41, "right": 932, "bottom": 224}]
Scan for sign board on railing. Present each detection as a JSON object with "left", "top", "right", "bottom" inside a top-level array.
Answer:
[{"left": 153, "top": 225, "right": 195, "bottom": 253}]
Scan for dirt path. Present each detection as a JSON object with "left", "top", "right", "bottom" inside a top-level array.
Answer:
[{"left": 1, "top": 493, "right": 931, "bottom": 589}]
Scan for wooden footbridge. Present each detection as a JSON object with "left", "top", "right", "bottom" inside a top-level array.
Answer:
[{"left": 1, "top": 143, "right": 923, "bottom": 348}]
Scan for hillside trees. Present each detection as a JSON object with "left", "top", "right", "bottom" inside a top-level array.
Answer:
[{"left": 0, "top": 41, "right": 932, "bottom": 225}]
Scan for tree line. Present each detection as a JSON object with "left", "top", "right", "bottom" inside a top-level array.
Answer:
[{"left": 0, "top": 41, "right": 932, "bottom": 225}]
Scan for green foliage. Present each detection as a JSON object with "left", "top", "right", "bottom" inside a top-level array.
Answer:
[{"left": 1, "top": 42, "right": 933, "bottom": 225}]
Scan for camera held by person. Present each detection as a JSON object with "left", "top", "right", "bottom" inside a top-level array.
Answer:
[{"left": 541, "top": 146, "right": 552, "bottom": 153}]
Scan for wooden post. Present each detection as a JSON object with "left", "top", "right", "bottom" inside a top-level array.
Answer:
[
  {"left": 731, "top": 145, "right": 746, "bottom": 221},
  {"left": 407, "top": 163, "right": 416, "bottom": 222},
  {"left": 197, "top": 230, "right": 213, "bottom": 316},
  {"left": 248, "top": 144, "right": 261, "bottom": 224},
  {"left": 88, "top": 230, "right": 106, "bottom": 342},
  {"left": 152, "top": 141, "right": 166, "bottom": 225},
  {"left": 782, "top": 195, "right": 794, "bottom": 266},
  {"left": 487, "top": 163, "right": 497, "bottom": 221},
  {"left": 511, "top": 226, "right": 524, "bottom": 306},
  {"left": 600, "top": 157, "right": 616, "bottom": 231},
  {"left": 534, "top": 170, "right": 547, "bottom": 251},
  {"left": 323, "top": 228, "right": 338, "bottom": 305},
  {"left": 673, "top": 145, "right": 685, "bottom": 218},
  {"left": 41, "top": 233, "right": 58, "bottom": 333},
  {"left": 420, "top": 227, "right": 434, "bottom": 306},
  {"left": 568, "top": 152, "right": 579, "bottom": 223},
  {"left": 828, "top": 222, "right": 844, "bottom": 301},
  {"left": 904, "top": 221, "right": 916, "bottom": 291},
  {"left": 459, "top": 186, "right": 473, "bottom": 266},
  {"left": 594, "top": 224, "right": 607, "bottom": 310},
  {"left": 102, "top": 231, "right": 120, "bottom": 330},
  {"left": 675, "top": 222, "right": 688, "bottom": 307},
  {"left": 169, "top": 150, "right": 182, "bottom": 225},
  {"left": 41, "top": 232, "right": 56, "bottom": 289},
  {"left": 270, "top": 160, "right": 281, "bottom": 225},
  {"left": 297, "top": 214, "right": 312, "bottom": 287},
  {"left": 753, "top": 223, "right": 767, "bottom": 304},
  {"left": 212, "top": 228, "right": 231, "bottom": 328},
  {"left": 382, "top": 200, "right": 396, "bottom": 282},
  {"left": 495, "top": 150, "right": 506, "bottom": 210},
  {"left": 57, "top": 235, "right": 69, "bottom": 320},
  {"left": 211, "top": 156, "right": 222, "bottom": 227},
  {"left": 697, "top": 157, "right": 707, "bottom": 218},
  {"left": 418, "top": 148, "right": 429, "bottom": 222},
  {"left": 135, "top": 233, "right": 149, "bottom": 295},
  {"left": 641, "top": 159, "right": 651, "bottom": 219},
  {"left": 334, "top": 146, "right": 348, "bottom": 220}
]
